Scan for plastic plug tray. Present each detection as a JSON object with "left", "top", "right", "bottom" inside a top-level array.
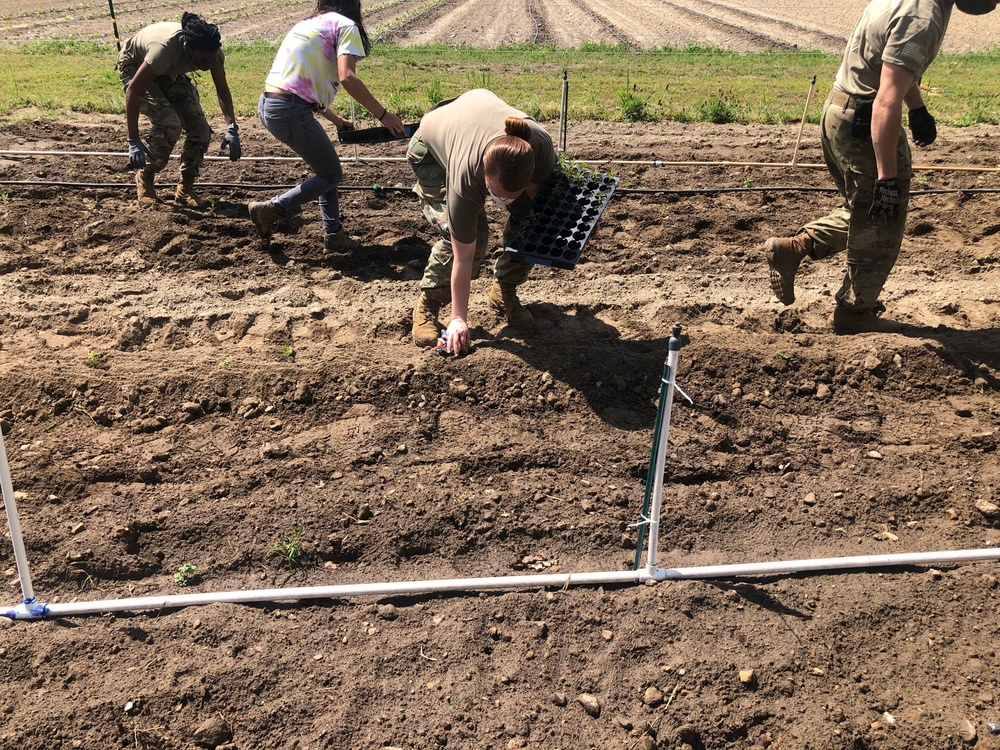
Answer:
[
  {"left": 338, "top": 123, "right": 420, "bottom": 144},
  {"left": 505, "top": 168, "right": 618, "bottom": 270}
]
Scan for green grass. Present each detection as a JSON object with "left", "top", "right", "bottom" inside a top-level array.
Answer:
[{"left": 0, "top": 41, "right": 998, "bottom": 125}]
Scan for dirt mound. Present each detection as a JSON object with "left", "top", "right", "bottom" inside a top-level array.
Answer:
[{"left": 1, "top": 116, "right": 999, "bottom": 749}]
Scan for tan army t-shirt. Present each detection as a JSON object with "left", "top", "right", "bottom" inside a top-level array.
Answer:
[
  {"left": 834, "top": 0, "right": 951, "bottom": 98},
  {"left": 119, "top": 22, "right": 224, "bottom": 77},
  {"left": 417, "top": 89, "right": 556, "bottom": 245}
]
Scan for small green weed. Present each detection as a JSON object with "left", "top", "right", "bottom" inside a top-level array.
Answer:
[
  {"left": 425, "top": 76, "right": 443, "bottom": 107},
  {"left": 465, "top": 68, "right": 493, "bottom": 91},
  {"left": 699, "top": 91, "right": 740, "bottom": 124},
  {"left": 173, "top": 563, "right": 198, "bottom": 587},
  {"left": 282, "top": 345, "right": 295, "bottom": 362},
  {"left": 85, "top": 350, "right": 102, "bottom": 368},
  {"left": 618, "top": 79, "right": 657, "bottom": 123},
  {"left": 954, "top": 93, "right": 999, "bottom": 126},
  {"left": 268, "top": 523, "right": 305, "bottom": 570}
]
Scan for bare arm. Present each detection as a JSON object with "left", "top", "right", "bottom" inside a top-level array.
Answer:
[
  {"left": 210, "top": 60, "right": 237, "bottom": 127},
  {"left": 444, "top": 237, "right": 477, "bottom": 356},
  {"left": 124, "top": 62, "right": 159, "bottom": 140},
  {"left": 871, "top": 61, "right": 915, "bottom": 180},
  {"left": 337, "top": 54, "right": 406, "bottom": 135},
  {"left": 903, "top": 80, "right": 925, "bottom": 112},
  {"left": 320, "top": 107, "right": 353, "bottom": 130}
]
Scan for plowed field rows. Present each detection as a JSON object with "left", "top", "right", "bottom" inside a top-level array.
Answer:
[{"left": 4, "top": 0, "right": 998, "bottom": 51}]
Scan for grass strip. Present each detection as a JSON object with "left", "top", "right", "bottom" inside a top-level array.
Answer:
[{"left": 0, "top": 41, "right": 997, "bottom": 126}]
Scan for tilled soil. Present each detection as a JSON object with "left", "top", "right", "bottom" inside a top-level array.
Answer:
[{"left": 1, "top": 116, "right": 1000, "bottom": 750}]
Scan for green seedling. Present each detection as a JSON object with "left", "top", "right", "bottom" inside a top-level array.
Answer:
[
  {"left": 268, "top": 523, "right": 305, "bottom": 570},
  {"left": 173, "top": 563, "right": 198, "bottom": 587},
  {"left": 282, "top": 345, "right": 295, "bottom": 362},
  {"left": 85, "top": 350, "right": 102, "bottom": 368},
  {"left": 425, "top": 76, "right": 443, "bottom": 107}
]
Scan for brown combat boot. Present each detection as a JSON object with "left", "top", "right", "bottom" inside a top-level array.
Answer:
[
  {"left": 765, "top": 232, "right": 815, "bottom": 305},
  {"left": 174, "top": 180, "right": 204, "bottom": 208},
  {"left": 489, "top": 280, "right": 535, "bottom": 330},
  {"left": 135, "top": 169, "right": 158, "bottom": 206},
  {"left": 831, "top": 304, "right": 903, "bottom": 335},
  {"left": 412, "top": 289, "right": 449, "bottom": 347}
]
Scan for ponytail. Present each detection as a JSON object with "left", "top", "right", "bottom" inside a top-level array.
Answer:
[
  {"left": 180, "top": 12, "right": 222, "bottom": 52},
  {"left": 313, "top": 0, "right": 372, "bottom": 55},
  {"left": 483, "top": 117, "right": 535, "bottom": 192}
]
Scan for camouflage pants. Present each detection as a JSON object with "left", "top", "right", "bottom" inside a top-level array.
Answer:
[
  {"left": 119, "top": 66, "right": 211, "bottom": 182},
  {"left": 407, "top": 133, "right": 530, "bottom": 299},
  {"left": 801, "top": 92, "right": 911, "bottom": 313}
]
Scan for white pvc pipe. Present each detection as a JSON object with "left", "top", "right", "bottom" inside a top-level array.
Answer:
[
  {"left": 6, "top": 546, "right": 1000, "bottom": 620},
  {"left": 644, "top": 358, "right": 675, "bottom": 573},
  {"left": 0, "top": 428, "right": 35, "bottom": 603},
  {"left": 8, "top": 570, "right": 646, "bottom": 619},
  {"left": 656, "top": 547, "right": 1000, "bottom": 579}
]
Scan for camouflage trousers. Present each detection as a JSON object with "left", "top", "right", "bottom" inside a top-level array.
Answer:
[
  {"left": 119, "top": 65, "right": 211, "bottom": 183},
  {"left": 407, "top": 133, "right": 530, "bottom": 299},
  {"left": 800, "top": 92, "right": 912, "bottom": 313}
]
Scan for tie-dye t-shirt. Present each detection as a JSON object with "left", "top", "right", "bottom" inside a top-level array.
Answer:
[{"left": 265, "top": 12, "right": 366, "bottom": 111}]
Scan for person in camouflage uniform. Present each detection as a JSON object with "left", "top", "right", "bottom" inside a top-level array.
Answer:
[
  {"left": 118, "top": 12, "right": 241, "bottom": 208},
  {"left": 407, "top": 89, "right": 557, "bottom": 356},
  {"left": 764, "top": 0, "right": 996, "bottom": 334}
]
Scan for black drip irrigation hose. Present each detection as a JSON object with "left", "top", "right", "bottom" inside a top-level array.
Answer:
[{"left": 1, "top": 180, "right": 999, "bottom": 197}]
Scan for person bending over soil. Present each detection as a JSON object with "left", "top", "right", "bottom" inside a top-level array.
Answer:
[
  {"left": 408, "top": 88, "right": 557, "bottom": 356},
  {"left": 248, "top": 0, "right": 404, "bottom": 252},
  {"left": 118, "top": 12, "right": 241, "bottom": 208}
]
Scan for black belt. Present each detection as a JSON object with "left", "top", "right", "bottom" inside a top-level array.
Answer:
[{"left": 263, "top": 91, "right": 322, "bottom": 111}]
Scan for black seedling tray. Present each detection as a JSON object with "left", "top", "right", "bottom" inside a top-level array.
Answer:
[
  {"left": 505, "top": 168, "right": 618, "bottom": 270},
  {"left": 338, "top": 122, "right": 419, "bottom": 144}
]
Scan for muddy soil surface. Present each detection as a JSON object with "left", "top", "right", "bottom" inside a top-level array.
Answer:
[
  {"left": 3, "top": 0, "right": 1000, "bottom": 51},
  {"left": 1, "top": 116, "right": 1000, "bottom": 750}
]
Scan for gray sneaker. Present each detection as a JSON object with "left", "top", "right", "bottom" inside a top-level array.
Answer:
[
  {"left": 248, "top": 200, "right": 280, "bottom": 242},
  {"left": 324, "top": 228, "right": 361, "bottom": 252}
]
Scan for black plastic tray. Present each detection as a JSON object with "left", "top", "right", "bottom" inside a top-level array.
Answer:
[
  {"left": 338, "top": 122, "right": 419, "bottom": 144},
  {"left": 505, "top": 168, "right": 618, "bottom": 270}
]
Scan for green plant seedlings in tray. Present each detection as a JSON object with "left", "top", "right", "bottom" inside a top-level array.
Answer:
[{"left": 506, "top": 167, "right": 618, "bottom": 270}]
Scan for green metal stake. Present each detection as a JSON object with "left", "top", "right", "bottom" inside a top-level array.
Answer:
[
  {"left": 633, "top": 359, "right": 670, "bottom": 569},
  {"left": 633, "top": 324, "right": 685, "bottom": 570}
]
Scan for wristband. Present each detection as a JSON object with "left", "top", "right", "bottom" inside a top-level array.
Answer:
[{"left": 378, "top": 106, "right": 387, "bottom": 120}]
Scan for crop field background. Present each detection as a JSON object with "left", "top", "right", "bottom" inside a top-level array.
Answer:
[{"left": 3, "top": 0, "right": 1000, "bottom": 51}]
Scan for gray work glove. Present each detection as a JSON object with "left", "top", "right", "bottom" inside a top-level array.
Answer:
[
  {"left": 127, "top": 138, "right": 152, "bottom": 170},
  {"left": 220, "top": 123, "right": 241, "bottom": 161},
  {"left": 909, "top": 106, "right": 936, "bottom": 147},
  {"left": 869, "top": 178, "right": 900, "bottom": 223}
]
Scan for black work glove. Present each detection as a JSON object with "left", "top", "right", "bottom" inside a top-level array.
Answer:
[
  {"left": 869, "top": 178, "right": 901, "bottom": 222},
  {"left": 127, "top": 138, "right": 152, "bottom": 170},
  {"left": 220, "top": 123, "right": 241, "bottom": 161},
  {"left": 909, "top": 106, "right": 936, "bottom": 147}
]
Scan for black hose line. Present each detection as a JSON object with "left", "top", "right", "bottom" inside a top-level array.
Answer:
[{"left": 1, "top": 180, "right": 998, "bottom": 197}]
